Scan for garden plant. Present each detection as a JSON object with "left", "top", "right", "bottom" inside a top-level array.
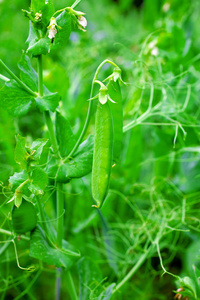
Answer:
[{"left": 0, "top": 0, "right": 200, "bottom": 299}]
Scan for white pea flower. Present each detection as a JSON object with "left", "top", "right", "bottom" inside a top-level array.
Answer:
[
  {"left": 148, "top": 41, "right": 157, "bottom": 49},
  {"left": 77, "top": 16, "right": 87, "bottom": 30},
  {"left": 48, "top": 17, "right": 58, "bottom": 40},
  {"left": 151, "top": 47, "right": 159, "bottom": 56},
  {"left": 147, "top": 40, "right": 159, "bottom": 57},
  {"left": 162, "top": 3, "right": 170, "bottom": 13},
  {"left": 67, "top": 8, "right": 87, "bottom": 32}
]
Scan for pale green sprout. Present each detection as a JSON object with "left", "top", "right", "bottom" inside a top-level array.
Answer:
[
  {"left": 104, "top": 67, "right": 127, "bottom": 85},
  {"left": 88, "top": 80, "right": 115, "bottom": 105}
]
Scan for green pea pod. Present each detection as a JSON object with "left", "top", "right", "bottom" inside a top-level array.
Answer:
[
  {"left": 107, "top": 79, "right": 123, "bottom": 164},
  {"left": 92, "top": 102, "right": 113, "bottom": 208},
  {"left": 11, "top": 199, "right": 37, "bottom": 234}
]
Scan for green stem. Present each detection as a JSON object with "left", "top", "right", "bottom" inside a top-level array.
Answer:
[
  {"left": 38, "top": 54, "right": 62, "bottom": 248},
  {"left": 112, "top": 245, "right": 152, "bottom": 295},
  {"left": 0, "top": 74, "right": 10, "bottom": 82},
  {"left": 56, "top": 182, "right": 64, "bottom": 248},
  {"left": 55, "top": 268, "right": 62, "bottom": 300},
  {"left": 44, "top": 111, "right": 60, "bottom": 157},
  {"left": 36, "top": 197, "right": 48, "bottom": 233},
  {"left": 0, "top": 228, "right": 13, "bottom": 237},
  {"left": 35, "top": 197, "right": 56, "bottom": 248},
  {"left": 64, "top": 59, "right": 117, "bottom": 161},
  {"left": 123, "top": 103, "right": 161, "bottom": 132},
  {"left": 65, "top": 271, "right": 78, "bottom": 300},
  {"left": 71, "top": 0, "right": 82, "bottom": 9},
  {"left": 65, "top": 100, "right": 93, "bottom": 160},
  {"left": 0, "top": 228, "right": 29, "bottom": 241},
  {"left": 38, "top": 55, "right": 68, "bottom": 300},
  {"left": 38, "top": 55, "right": 60, "bottom": 157},
  {"left": 53, "top": 0, "right": 83, "bottom": 15},
  {"left": 56, "top": 183, "right": 78, "bottom": 300},
  {"left": 38, "top": 55, "right": 43, "bottom": 97},
  {"left": 0, "top": 59, "right": 37, "bottom": 96}
]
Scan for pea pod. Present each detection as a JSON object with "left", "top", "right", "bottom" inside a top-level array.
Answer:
[
  {"left": 11, "top": 199, "right": 37, "bottom": 234},
  {"left": 107, "top": 79, "right": 123, "bottom": 164},
  {"left": 92, "top": 102, "right": 113, "bottom": 208}
]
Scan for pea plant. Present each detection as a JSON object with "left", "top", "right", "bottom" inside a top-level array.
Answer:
[
  {"left": 0, "top": 0, "right": 125, "bottom": 298},
  {"left": 1, "top": 0, "right": 200, "bottom": 299}
]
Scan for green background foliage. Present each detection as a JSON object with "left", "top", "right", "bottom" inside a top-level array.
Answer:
[{"left": 0, "top": 0, "right": 200, "bottom": 299}]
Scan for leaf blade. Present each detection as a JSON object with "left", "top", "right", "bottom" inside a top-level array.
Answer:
[
  {"left": 55, "top": 111, "right": 76, "bottom": 157},
  {"left": 0, "top": 80, "right": 33, "bottom": 116}
]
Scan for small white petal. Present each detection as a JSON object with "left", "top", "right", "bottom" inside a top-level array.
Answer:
[
  {"left": 151, "top": 47, "right": 159, "bottom": 56},
  {"left": 162, "top": 3, "right": 170, "bottom": 12},
  {"left": 48, "top": 26, "right": 57, "bottom": 39},
  {"left": 78, "top": 16, "right": 87, "bottom": 28},
  {"left": 99, "top": 93, "right": 107, "bottom": 105},
  {"left": 148, "top": 41, "right": 156, "bottom": 49}
]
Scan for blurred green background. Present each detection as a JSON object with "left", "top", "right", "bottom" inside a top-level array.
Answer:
[{"left": 1, "top": 0, "right": 200, "bottom": 299}]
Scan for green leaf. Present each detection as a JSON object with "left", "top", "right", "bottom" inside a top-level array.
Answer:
[
  {"left": 181, "top": 277, "right": 197, "bottom": 297},
  {"left": 30, "top": 138, "right": 49, "bottom": 161},
  {"left": 9, "top": 170, "right": 29, "bottom": 191},
  {"left": 31, "top": 0, "right": 54, "bottom": 25},
  {"left": 46, "top": 156, "right": 58, "bottom": 180},
  {"left": 31, "top": 0, "right": 45, "bottom": 13},
  {"left": 9, "top": 170, "right": 31, "bottom": 198},
  {"left": 98, "top": 284, "right": 116, "bottom": 300},
  {"left": 14, "top": 135, "right": 28, "bottom": 170},
  {"left": 35, "top": 92, "right": 60, "bottom": 112},
  {"left": 26, "top": 21, "right": 38, "bottom": 51},
  {"left": 29, "top": 168, "right": 48, "bottom": 195},
  {"left": 78, "top": 257, "right": 102, "bottom": 300},
  {"left": 27, "top": 36, "right": 51, "bottom": 56},
  {"left": 26, "top": 8, "right": 70, "bottom": 55},
  {"left": 56, "top": 135, "right": 94, "bottom": 183},
  {"left": 18, "top": 54, "right": 38, "bottom": 92},
  {"left": 108, "top": 79, "right": 123, "bottom": 164},
  {"left": 30, "top": 226, "right": 80, "bottom": 269},
  {"left": 0, "top": 80, "right": 34, "bottom": 116},
  {"left": 18, "top": 54, "right": 54, "bottom": 97},
  {"left": 51, "top": 11, "right": 71, "bottom": 50},
  {"left": 14, "top": 192, "right": 23, "bottom": 208},
  {"left": 55, "top": 111, "right": 76, "bottom": 157},
  {"left": 38, "top": 0, "right": 55, "bottom": 30}
]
